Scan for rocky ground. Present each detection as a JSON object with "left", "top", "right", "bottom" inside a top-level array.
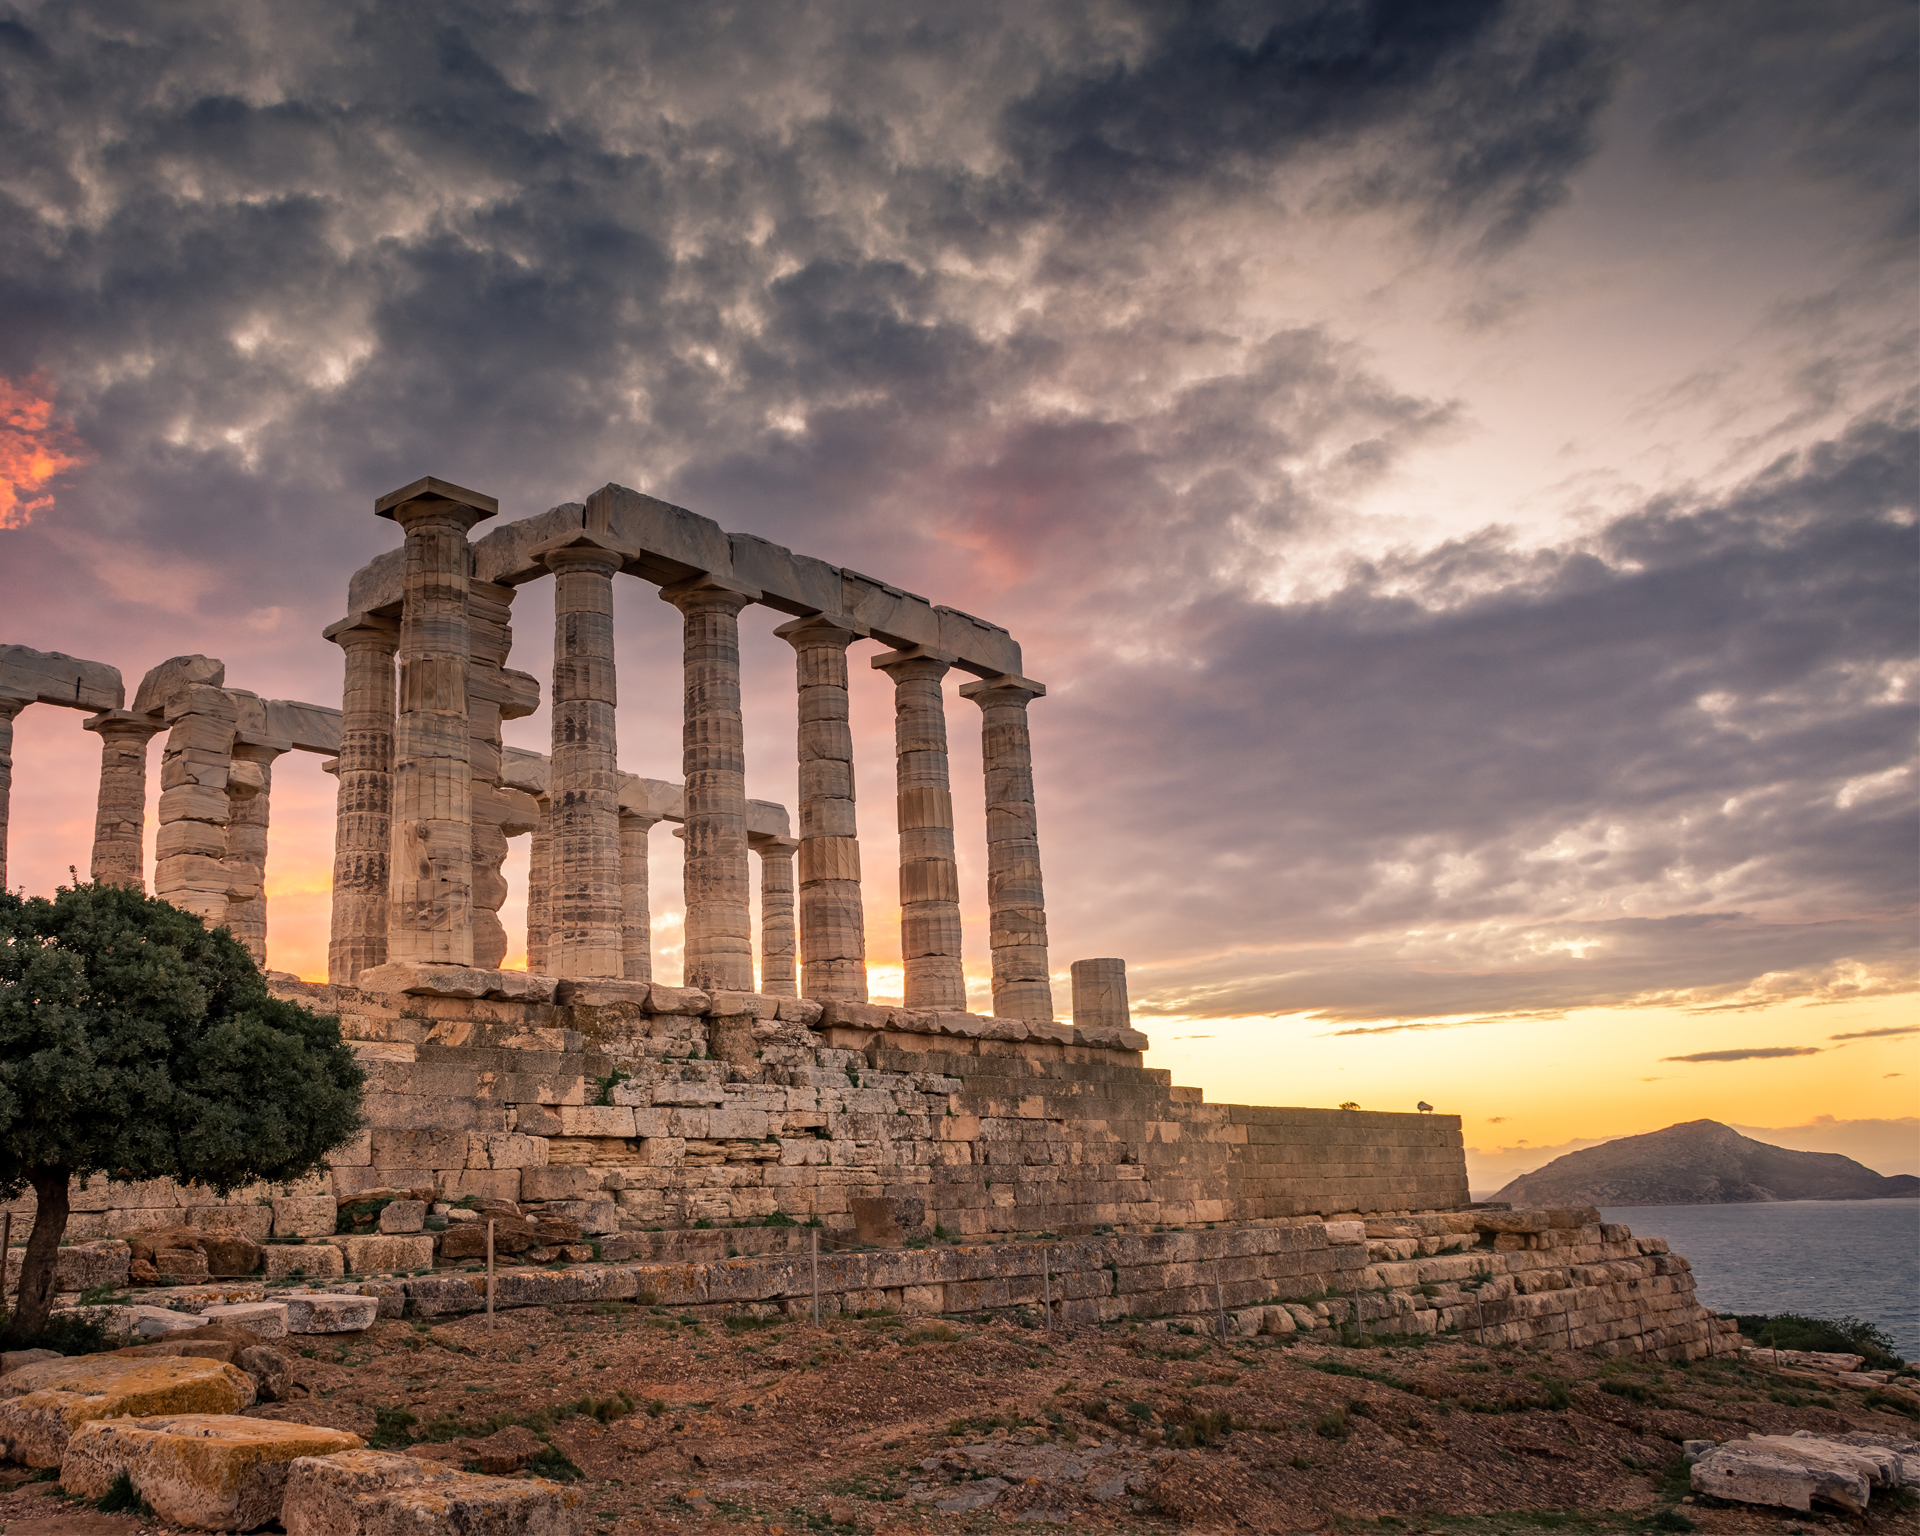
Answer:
[{"left": 1, "top": 1303, "right": 1914, "bottom": 1535}]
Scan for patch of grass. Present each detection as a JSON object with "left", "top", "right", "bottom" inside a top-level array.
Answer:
[
  {"left": 9, "top": 1308, "right": 132, "bottom": 1356},
  {"left": 724, "top": 1314, "right": 781, "bottom": 1333},
  {"left": 904, "top": 1324, "right": 956, "bottom": 1345},
  {"left": 1644, "top": 1510, "right": 1696, "bottom": 1532},
  {"left": 94, "top": 1470, "right": 155, "bottom": 1518},
  {"left": 1863, "top": 1387, "right": 1920, "bottom": 1419},
  {"left": 369, "top": 1405, "right": 419, "bottom": 1449},
  {"left": 1313, "top": 1406, "right": 1349, "bottom": 1439},
  {"left": 526, "top": 1444, "right": 584, "bottom": 1481},
  {"left": 1601, "top": 1378, "right": 1654, "bottom": 1405}
]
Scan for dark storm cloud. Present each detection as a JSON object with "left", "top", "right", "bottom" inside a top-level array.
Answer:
[
  {"left": 1056, "top": 405, "right": 1919, "bottom": 1018},
  {"left": 0, "top": 1, "right": 1911, "bottom": 1020}
]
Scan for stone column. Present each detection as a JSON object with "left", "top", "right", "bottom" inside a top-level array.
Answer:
[
  {"left": 154, "top": 684, "right": 241, "bottom": 927},
  {"left": 959, "top": 674, "right": 1053, "bottom": 1020},
  {"left": 753, "top": 833, "right": 798, "bottom": 996},
  {"left": 872, "top": 648, "right": 965, "bottom": 1011},
  {"left": 1070, "top": 958, "right": 1129, "bottom": 1029},
  {"left": 323, "top": 614, "right": 399, "bottom": 982},
  {"left": 0, "top": 695, "right": 24, "bottom": 893},
  {"left": 377, "top": 477, "right": 496, "bottom": 967},
  {"left": 466, "top": 580, "right": 516, "bottom": 971},
  {"left": 619, "top": 810, "right": 659, "bottom": 985},
  {"left": 661, "top": 574, "right": 760, "bottom": 994},
  {"left": 772, "top": 616, "right": 867, "bottom": 1002},
  {"left": 223, "top": 741, "right": 286, "bottom": 966},
  {"left": 540, "top": 533, "right": 627, "bottom": 979},
  {"left": 526, "top": 795, "right": 552, "bottom": 972},
  {"left": 82, "top": 713, "right": 161, "bottom": 890}
]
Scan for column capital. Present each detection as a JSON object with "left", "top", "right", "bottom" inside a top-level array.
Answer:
[
  {"left": 659, "top": 572, "right": 761, "bottom": 613},
  {"left": 82, "top": 709, "right": 163, "bottom": 741},
  {"left": 376, "top": 475, "right": 498, "bottom": 528},
  {"left": 534, "top": 530, "right": 631, "bottom": 574},
  {"left": 749, "top": 831, "right": 800, "bottom": 857},
  {"left": 958, "top": 672, "right": 1047, "bottom": 705},
  {"left": 617, "top": 807, "right": 664, "bottom": 828},
  {"left": 773, "top": 613, "right": 865, "bottom": 649},
  {"left": 324, "top": 612, "right": 401, "bottom": 651},
  {"left": 871, "top": 645, "right": 956, "bottom": 677},
  {"left": 0, "top": 692, "right": 30, "bottom": 721}
]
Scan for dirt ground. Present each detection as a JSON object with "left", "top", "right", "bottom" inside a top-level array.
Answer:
[{"left": 1, "top": 1302, "right": 1914, "bottom": 1535}]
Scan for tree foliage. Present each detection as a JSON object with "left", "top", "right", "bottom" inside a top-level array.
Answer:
[{"left": 0, "top": 883, "right": 364, "bottom": 1339}]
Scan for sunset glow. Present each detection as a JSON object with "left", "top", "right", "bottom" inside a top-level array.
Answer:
[{"left": 0, "top": 375, "right": 88, "bottom": 529}]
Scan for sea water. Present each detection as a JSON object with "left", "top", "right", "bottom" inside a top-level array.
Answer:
[{"left": 1601, "top": 1199, "right": 1920, "bottom": 1363}]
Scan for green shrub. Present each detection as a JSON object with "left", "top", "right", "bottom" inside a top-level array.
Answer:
[
  {"left": 1731, "top": 1312, "right": 1902, "bottom": 1371},
  {"left": 95, "top": 1469, "right": 154, "bottom": 1517}
]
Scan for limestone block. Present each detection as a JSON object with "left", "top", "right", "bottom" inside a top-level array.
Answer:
[
  {"left": 199, "top": 1302, "right": 289, "bottom": 1339},
  {"left": 533, "top": 1200, "right": 620, "bottom": 1235},
  {"left": 378, "top": 1200, "right": 427, "bottom": 1234},
  {"left": 647, "top": 984, "right": 711, "bottom": 1015},
  {"left": 438, "top": 1170, "right": 524, "bottom": 1204},
  {"left": 511, "top": 1105, "right": 565, "bottom": 1137},
  {"left": 0, "top": 1357, "right": 254, "bottom": 1467},
  {"left": 281, "top": 1292, "right": 380, "bottom": 1333},
  {"left": 1691, "top": 1442, "right": 1869, "bottom": 1514},
  {"left": 520, "top": 1167, "right": 606, "bottom": 1202},
  {"left": 283, "top": 1447, "right": 584, "bottom": 1536},
  {"left": 467, "top": 1133, "right": 550, "bottom": 1170},
  {"left": 186, "top": 1204, "right": 274, "bottom": 1244},
  {"left": 271, "top": 1196, "right": 339, "bottom": 1240},
  {"left": 261, "top": 1244, "right": 341, "bottom": 1282},
  {"left": 556, "top": 1105, "right": 636, "bottom": 1138},
  {"left": 326, "top": 1235, "right": 435, "bottom": 1274},
  {"left": 61, "top": 1413, "right": 365, "bottom": 1531},
  {"left": 4, "top": 1240, "right": 132, "bottom": 1296},
  {"left": 353, "top": 964, "right": 560, "bottom": 1003},
  {"left": 372, "top": 1128, "right": 468, "bottom": 1170}
]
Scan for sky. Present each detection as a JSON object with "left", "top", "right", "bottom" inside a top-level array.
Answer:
[{"left": 1, "top": 0, "right": 1915, "bottom": 1182}]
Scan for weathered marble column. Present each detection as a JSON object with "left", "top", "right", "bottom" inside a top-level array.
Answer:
[
  {"left": 83, "top": 713, "right": 162, "bottom": 889},
  {"left": 1070, "top": 958, "right": 1129, "bottom": 1029},
  {"left": 0, "top": 696, "right": 24, "bottom": 892},
  {"left": 959, "top": 674, "right": 1053, "bottom": 1020},
  {"left": 154, "top": 684, "right": 241, "bottom": 927},
  {"left": 661, "top": 574, "right": 760, "bottom": 994},
  {"left": 772, "top": 616, "right": 867, "bottom": 1001},
  {"left": 323, "top": 614, "right": 399, "bottom": 982},
  {"left": 540, "top": 533, "right": 627, "bottom": 978},
  {"left": 526, "top": 795, "right": 552, "bottom": 972},
  {"left": 377, "top": 477, "right": 496, "bottom": 967},
  {"left": 753, "top": 833, "right": 799, "bottom": 996},
  {"left": 467, "top": 579, "right": 536, "bottom": 972},
  {"left": 872, "top": 648, "right": 965, "bottom": 1011},
  {"left": 223, "top": 741, "right": 286, "bottom": 966},
  {"left": 619, "top": 809, "right": 660, "bottom": 985}
]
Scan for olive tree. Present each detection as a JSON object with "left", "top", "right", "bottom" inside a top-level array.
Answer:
[{"left": 0, "top": 884, "right": 364, "bottom": 1341}]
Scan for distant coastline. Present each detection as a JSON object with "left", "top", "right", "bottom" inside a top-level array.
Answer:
[{"left": 1490, "top": 1119, "right": 1919, "bottom": 1208}]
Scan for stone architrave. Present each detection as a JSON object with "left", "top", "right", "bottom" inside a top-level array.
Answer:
[
  {"left": 377, "top": 476, "right": 496, "bottom": 968},
  {"left": 752, "top": 832, "right": 798, "bottom": 996},
  {"left": 0, "top": 694, "right": 24, "bottom": 892},
  {"left": 872, "top": 647, "right": 965, "bottom": 1011},
  {"left": 959, "top": 674, "right": 1053, "bottom": 1020},
  {"left": 526, "top": 795, "right": 552, "bottom": 972},
  {"left": 619, "top": 809, "right": 659, "bottom": 985},
  {"left": 153, "top": 685, "right": 242, "bottom": 928},
  {"left": 772, "top": 616, "right": 867, "bottom": 1002},
  {"left": 660, "top": 574, "right": 761, "bottom": 994},
  {"left": 83, "top": 712, "right": 163, "bottom": 890},
  {"left": 223, "top": 741, "right": 287, "bottom": 966},
  {"left": 537, "top": 532, "right": 627, "bottom": 979},
  {"left": 323, "top": 614, "right": 399, "bottom": 983},
  {"left": 1071, "top": 958, "right": 1129, "bottom": 1030}
]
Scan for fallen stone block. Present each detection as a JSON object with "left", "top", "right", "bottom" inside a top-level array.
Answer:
[
  {"left": 282, "top": 1448, "right": 583, "bottom": 1536},
  {"left": 0, "top": 1356, "right": 255, "bottom": 1467},
  {"left": 199, "top": 1302, "right": 288, "bottom": 1339},
  {"left": 0, "top": 1349, "right": 62, "bottom": 1376},
  {"left": 237, "top": 1345, "right": 294, "bottom": 1403},
  {"left": 3, "top": 1241, "right": 132, "bottom": 1297},
  {"left": 280, "top": 1292, "right": 379, "bottom": 1334},
  {"left": 1691, "top": 1442, "right": 1871, "bottom": 1514},
  {"left": 377, "top": 1200, "right": 428, "bottom": 1234},
  {"left": 61, "top": 1413, "right": 364, "bottom": 1530}
]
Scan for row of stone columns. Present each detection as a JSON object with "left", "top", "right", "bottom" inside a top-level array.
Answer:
[{"left": 340, "top": 476, "right": 1054, "bottom": 1018}]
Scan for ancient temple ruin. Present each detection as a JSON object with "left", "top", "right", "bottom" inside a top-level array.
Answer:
[{"left": 0, "top": 477, "right": 1738, "bottom": 1359}]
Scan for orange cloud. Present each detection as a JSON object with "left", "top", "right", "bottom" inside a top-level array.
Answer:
[{"left": 0, "top": 375, "right": 90, "bottom": 529}]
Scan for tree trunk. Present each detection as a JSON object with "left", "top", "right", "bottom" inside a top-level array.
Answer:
[{"left": 5, "top": 1167, "right": 71, "bottom": 1343}]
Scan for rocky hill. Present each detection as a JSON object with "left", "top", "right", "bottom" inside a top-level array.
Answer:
[{"left": 1494, "top": 1119, "right": 1920, "bottom": 1207}]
